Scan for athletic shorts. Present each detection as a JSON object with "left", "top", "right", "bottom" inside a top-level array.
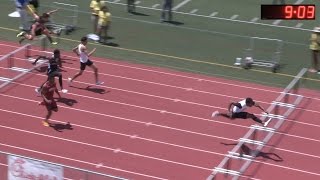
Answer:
[
  {"left": 35, "top": 28, "right": 42, "bottom": 36},
  {"left": 80, "top": 60, "right": 93, "bottom": 70},
  {"left": 41, "top": 99, "right": 58, "bottom": 111},
  {"left": 47, "top": 70, "right": 62, "bottom": 78},
  {"left": 231, "top": 112, "right": 249, "bottom": 119}
]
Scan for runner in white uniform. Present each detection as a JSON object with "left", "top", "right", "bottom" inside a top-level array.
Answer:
[
  {"left": 212, "top": 97, "right": 267, "bottom": 125},
  {"left": 68, "top": 36, "right": 103, "bottom": 85}
]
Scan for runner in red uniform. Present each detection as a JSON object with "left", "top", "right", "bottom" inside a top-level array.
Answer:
[{"left": 39, "top": 77, "right": 61, "bottom": 126}]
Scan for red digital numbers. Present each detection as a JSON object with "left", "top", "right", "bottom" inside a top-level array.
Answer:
[
  {"left": 297, "top": 6, "right": 306, "bottom": 18},
  {"left": 306, "top": 5, "right": 315, "bottom": 19},
  {"left": 284, "top": 5, "right": 315, "bottom": 19},
  {"left": 285, "top": 6, "right": 293, "bottom": 19}
]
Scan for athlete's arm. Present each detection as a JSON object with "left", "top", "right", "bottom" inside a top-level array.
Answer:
[
  {"left": 27, "top": 5, "right": 39, "bottom": 20},
  {"left": 254, "top": 103, "right": 268, "bottom": 114},
  {"left": 54, "top": 86, "right": 61, "bottom": 98},
  {"left": 72, "top": 46, "right": 79, "bottom": 56},
  {"left": 88, "top": 48, "right": 96, "bottom": 57},
  {"left": 40, "top": 87, "right": 51, "bottom": 103},
  {"left": 46, "top": 9, "right": 59, "bottom": 15},
  {"left": 32, "top": 55, "right": 48, "bottom": 65},
  {"left": 30, "top": 23, "right": 37, "bottom": 36},
  {"left": 228, "top": 102, "right": 241, "bottom": 112}
]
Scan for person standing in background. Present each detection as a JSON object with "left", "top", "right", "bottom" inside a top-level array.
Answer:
[
  {"left": 309, "top": 27, "right": 320, "bottom": 74},
  {"left": 97, "top": 5, "right": 111, "bottom": 44},
  {"left": 90, "top": 0, "right": 105, "bottom": 33},
  {"left": 127, "top": 0, "right": 135, "bottom": 13},
  {"left": 161, "top": 0, "right": 173, "bottom": 22},
  {"left": 14, "top": 0, "right": 30, "bottom": 31}
]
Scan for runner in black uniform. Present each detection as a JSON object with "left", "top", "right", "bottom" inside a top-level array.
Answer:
[{"left": 33, "top": 49, "right": 67, "bottom": 93}]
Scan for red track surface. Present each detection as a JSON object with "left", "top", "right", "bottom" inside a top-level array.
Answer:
[{"left": 0, "top": 41, "right": 320, "bottom": 180}]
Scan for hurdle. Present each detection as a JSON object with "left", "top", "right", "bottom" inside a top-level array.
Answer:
[
  {"left": 206, "top": 68, "right": 307, "bottom": 180},
  {"left": 261, "top": 113, "right": 285, "bottom": 120},
  {"left": 250, "top": 125, "right": 275, "bottom": 133},
  {"left": 236, "top": 36, "right": 283, "bottom": 72}
]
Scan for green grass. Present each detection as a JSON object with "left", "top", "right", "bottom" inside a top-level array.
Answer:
[{"left": 1, "top": 0, "right": 319, "bottom": 90}]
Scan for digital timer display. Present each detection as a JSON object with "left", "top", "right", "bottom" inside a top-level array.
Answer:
[{"left": 261, "top": 5, "right": 315, "bottom": 20}]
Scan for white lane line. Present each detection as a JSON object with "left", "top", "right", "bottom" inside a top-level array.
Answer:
[
  {"left": 152, "top": 4, "right": 160, "bottom": 8},
  {"left": 2, "top": 56, "right": 320, "bottom": 122},
  {"left": 0, "top": 125, "right": 212, "bottom": 171},
  {"left": 0, "top": 77, "right": 12, "bottom": 82},
  {"left": 173, "top": 99, "right": 180, "bottom": 102},
  {"left": 135, "top": 1, "right": 140, "bottom": 5},
  {"left": 2, "top": 83, "right": 320, "bottom": 145},
  {"left": 2, "top": 106, "right": 320, "bottom": 162},
  {"left": 96, "top": 163, "right": 104, "bottom": 168},
  {"left": 172, "top": 0, "right": 192, "bottom": 11},
  {"left": 145, "top": 122, "right": 153, "bottom": 126},
  {"left": 189, "top": 9, "right": 198, "bottom": 14},
  {"left": 251, "top": 17, "right": 259, "bottom": 22},
  {"left": 272, "top": 0, "right": 305, "bottom": 25},
  {"left": 7, "top": 43, "right": 318, "bottom": 103},
  {"left": 209, "top": 12, "right": 218, "bottom": 17},
  {"left": 295, "top": 23, "right": 303, "bottom": 28},
  {"left": 0, "top": 107, "right": 237, "bottom": 143},
  {"left": 0, "top": 45, "right": 293, "bottom": 101},
  {"left": 160, "top": 110, "right": 167, "bottom": 114},
  {"left": 1, "top": 111, "right": 320, "bottom": 177},
  {"left": 273, "top": 20, "right": 282, "bottom": 25},
  {"left": 130, "top": 134, "right": 138, "bottom": 139},
  {"left": 113, "top": 148, "right": 121, "bottom": 153},
  {"left": 2, "top": 55, "right": 320, "bottom": 119},
  {"left": 295, "top": 0, "right": 305, "bottom": 4}
]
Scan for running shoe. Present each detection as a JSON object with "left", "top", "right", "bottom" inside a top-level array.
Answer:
[
  {"left": 211, "top": 111, "right": 219, "bottom": 118},
  {"left": 61, "top": 89, "right": 68, "bottom": 93},
  {"left": 56, "top": 28, "right": 62, "bottom": 36},
  {"left": 35, "top": 87, "right": 40, "bottom": 93},
  {"left": 68, "top": 78, "right": 72, "bottom": 86},
  {"left": 96, "top": 81, "right": 104, "bottom": 85},
  {"left": 42, "top": 121, "right": 49, "bottom": 127},
  {"left": 19, "top": 38, "right": 25, "bottom": 44},
  {"left": 16, "top": 31, "right": 25, "bottom": 37}
]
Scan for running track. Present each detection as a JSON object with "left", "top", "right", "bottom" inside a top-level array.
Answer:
[{"left": 0, "top": 41, "right": 320, "bottom": 180}]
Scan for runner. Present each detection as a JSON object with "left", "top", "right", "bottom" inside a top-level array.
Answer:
[
  {"left": 33, "top": 49, "right": 67, "bottom": 94},
  {"left": 39, "top": 77, "right": 61, "bottom": 127},
  {"left": 68, "top": 36, "right": 104, "bottom": 85},
  {"left": 212, "top": 97, "right": 268, "bottom": 126},
  {"left": 17, "top": 9, "right": 60, "bottom": 45}
]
